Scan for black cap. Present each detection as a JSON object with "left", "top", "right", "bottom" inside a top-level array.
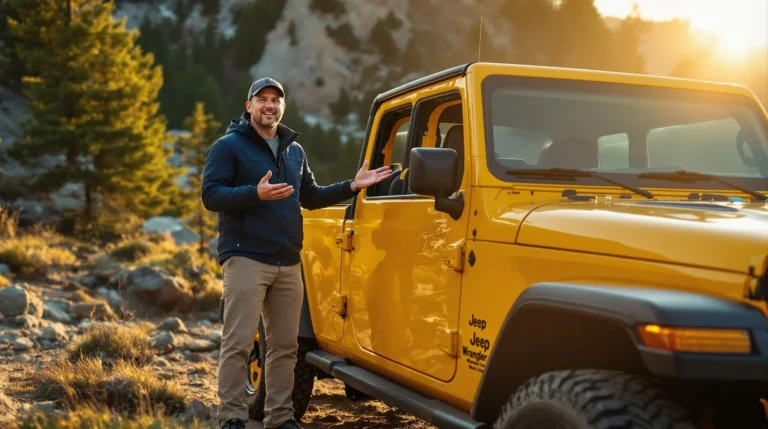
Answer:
[{"left": 247, "top": 77, "right": 285, "bottom": 100}]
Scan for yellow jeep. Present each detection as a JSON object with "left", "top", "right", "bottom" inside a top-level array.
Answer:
[{"left": 246, "top": 62, "right": 768, "bottom": 429}]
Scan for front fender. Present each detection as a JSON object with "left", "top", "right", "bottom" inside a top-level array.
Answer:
[{"left": 470, "top": 282, "right": 768, "bottom": 423}]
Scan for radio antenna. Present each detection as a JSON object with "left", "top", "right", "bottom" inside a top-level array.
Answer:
[{"left": 477, "top": 15, "right": 483, "bottom": 62}]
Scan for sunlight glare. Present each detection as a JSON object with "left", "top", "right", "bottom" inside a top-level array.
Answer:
[{"left": 595, "top": 0, "right": 768, "bottom": 60}]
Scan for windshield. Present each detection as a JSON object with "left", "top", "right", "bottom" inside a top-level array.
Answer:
[{"left": 482, "top": 75, "right": 768, "bottom": 191}]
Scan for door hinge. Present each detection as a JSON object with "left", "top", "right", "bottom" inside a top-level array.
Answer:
[
  {"left": 443, "top": 240, "right": 465, "bottom": 272},
  {"left": 335, "top": 229, "right": 354, "bottom": 251},
  {"left": 331, "top": 292, "right": 348, "bottom": 318},
  {"left": 437, "top": 328, "right": 458, "bottom": 357}
]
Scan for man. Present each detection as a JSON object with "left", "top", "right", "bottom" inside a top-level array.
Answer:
[{"left": 202, "top": 77, "right": 392, "bottom": 429}]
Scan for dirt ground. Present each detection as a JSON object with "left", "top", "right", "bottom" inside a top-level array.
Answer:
[
  {"left": 247, "top": 378, "right": 435, "bottom": 429},
  {"left": 0, "top": 311, "right": 435, "bottom": 429}
]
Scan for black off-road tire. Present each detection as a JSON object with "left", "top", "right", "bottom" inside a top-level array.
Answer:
[
  {"left": 247, "top": 322, "right": 316, "bottom": 422},
  {"left": 494, "top": 369, "right": 696, "bottom": 429}
]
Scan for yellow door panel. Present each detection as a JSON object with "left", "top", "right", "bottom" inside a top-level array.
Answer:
[
  {"left": 349, "top": 198, "right": 467, "bottom": 382},
  {"left": 300, "top": 206, "right": 348, "bottom": 343}
]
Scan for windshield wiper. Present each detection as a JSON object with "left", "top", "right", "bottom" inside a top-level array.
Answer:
[
  {"left": 505, "top": 168, "right": 654, "bottom": 199},
  {"left": 637, "top": 170, "right": 767, "bottom": 201}
]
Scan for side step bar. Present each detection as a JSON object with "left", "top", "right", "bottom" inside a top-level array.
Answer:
[{"left": 305, "top": 350, "right": 488, "bottom": 429}]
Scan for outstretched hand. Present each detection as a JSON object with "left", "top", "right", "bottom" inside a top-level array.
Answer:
[
  {"left": 257, "top": 170, "right": 294, "bottom": 200},
  {"left": 353, "top": 160, "right": 393, "bottom": 190}
]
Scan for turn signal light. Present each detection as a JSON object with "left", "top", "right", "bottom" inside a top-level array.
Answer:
[{"left": 639, "top": 324, "right": 751, "bottom": 354}]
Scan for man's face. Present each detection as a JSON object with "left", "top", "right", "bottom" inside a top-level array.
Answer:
[{"left": 247, "top": 88, "right": 284, "bottom": 129}]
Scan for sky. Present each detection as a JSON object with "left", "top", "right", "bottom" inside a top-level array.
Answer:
[{"left": 594, "top": 0, "right": 768, "bottom": 58}]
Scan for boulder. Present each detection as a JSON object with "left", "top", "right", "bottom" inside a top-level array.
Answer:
[
  {"left": 119, "top": 266, "right": 195, "bottom": 314},
  {"left": 40, "top": 323, "right": 68, "bottom": 342},
  {"left": 181, "top": 399, "right": 211, "bottom": 422},
  {"left": 72, "top": 274, "right": 100, "bottom": 288},
  {"left": 185, "top": 351, "right": 206, "bottom": 362},
  {"left": 49, "top": 182, "right": 87, "bottom": 212},
  {"left": 0, "top": 330, "right": 22, "bottom": 344},
  {"left": 0, "top": 264, "right": 9, "bottom": 275},
  {"left": 71, "top": 301, "right": 116, "bottom": 321},
  {"left": 149, "top": 332, "right": 176, "bottom": 354},
  {"left": 0, "top": 286, "right": 44, "bottom": 318},
  {"left": 13, "top": 337, "right": 33, "bottom": 351},
  {"left": 142, "top": 216, "right": 199, "bottom": 245},
  {"left": 209, "top": 331, "right": 222, "bottom": 346},
  {"left": 43, "top": 300, "right": 72, "bottom": 323},
  {"left": 96, "top": 287, "right": 122, "bottom": 308},
  {"left": 158, "top": 317, "right": 187, "bottom": 333},
  {"left": 13, "top": 315, "right": 40, "bottom": 329},
  {"left": 10, "top": 198, "right": 48, "bottom": 225},
  {"left": 187, "top": 339, "right": 217, "bottom": 353}
]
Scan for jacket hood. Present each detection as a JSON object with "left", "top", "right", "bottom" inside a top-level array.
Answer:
[
  {"left": 225, "top": 112, "right": 299, "bottom": 143},
  {"left": 516, "top": 200, "right": 768, "bottom": 275}
]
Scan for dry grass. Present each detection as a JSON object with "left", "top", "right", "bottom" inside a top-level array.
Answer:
[
  {"left": 0, "top": 234, "right": 77, "bottom": 279},
  {"left": 0, "top": 378, "right": 16, "bottom": 428},
  {"left": 68, "top": 324, "right": 154, "bottom": 368},
  {"left": 192, "top": 273, "right": 222, "bottom": 312},
  {"left": 0, "top": 273, "right": 9, "bottom": 287},
  {"left": 109, "top": 239, "right": 154, "bottom": 262},
  {"left": 0, "top": 205, "right": 19, "bottom": 238},
  {"left": 27, "top": 358, "right": 186, "bottom": 416},
  {"left": 16, "top": 405, "right": 209, "bottom": 429},
  {"left": 187, "top": 363, "right": 212, "bottom": 375},
  {"left": 70, "top": 290, "right": 95, "bottom": 303},
  {"left": 75, "top": 213, "right": 144, "bottom": 245},
  {"left": 142, "top": 245, "right": 221, "bottom": 282}
]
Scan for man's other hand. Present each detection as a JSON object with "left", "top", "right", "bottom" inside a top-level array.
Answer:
[
  {"left": 257, "top": 170, "right": 294, "bottom": 200},
  {"left": 353, "top": 160, "right": 393, "bottom": 190}
]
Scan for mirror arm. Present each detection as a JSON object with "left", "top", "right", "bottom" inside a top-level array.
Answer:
[{"left": 435, "top": 191, "right": 464, "bottom": 220}]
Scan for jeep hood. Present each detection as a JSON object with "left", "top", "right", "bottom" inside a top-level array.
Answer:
[{"left": 517, "top": 201, "right": 768, "bottom": 274}]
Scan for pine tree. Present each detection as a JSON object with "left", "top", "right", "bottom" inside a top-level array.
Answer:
[
  {"left": 7, "top": 0, "right": 183, "bottom": 224},
  {"left": 368, "top": 15, "right": 399, "bottom": 62},
  {"left": 329, "top": 88, "right": 353, "bottom": 123},
  {"left": 230, "top": 0, "right": 287, "bottom": 69},
  {"left": 0, "top": 0, "right": 24, "bottom": 89},
  {"left": 178, "top": 102, "right": 220, "bottom": 255}
]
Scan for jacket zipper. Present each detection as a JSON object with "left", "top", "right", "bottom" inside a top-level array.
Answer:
[
  {"left": 251, "top": 130, "right": 299, "bottom": 265},
  {"left": 277, "top": 154, "right": 283, "bottom": 265}
]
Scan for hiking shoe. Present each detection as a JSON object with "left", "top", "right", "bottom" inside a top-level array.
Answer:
[
  {"left": 221, "top": 418, "right": 245, "bottom": 429},
  {"left": 270, "top": 419, "right": 303, "bottom": 429}
]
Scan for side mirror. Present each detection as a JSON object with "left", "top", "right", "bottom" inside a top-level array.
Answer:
[{"left": 408, "top": 147, "right": 464, "bottom": 220}]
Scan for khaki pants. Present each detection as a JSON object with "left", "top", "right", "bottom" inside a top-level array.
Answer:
[{"left": 217, "top": 256, "right": 303, "bottom": 428}]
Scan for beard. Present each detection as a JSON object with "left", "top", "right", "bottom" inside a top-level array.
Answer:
[{"left": 256, "top": 109, "right": 281, "bottom": 127}]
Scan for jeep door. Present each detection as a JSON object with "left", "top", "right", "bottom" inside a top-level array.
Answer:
[{"left": 347, "top": 86, "right": 470, "bottom": 382}]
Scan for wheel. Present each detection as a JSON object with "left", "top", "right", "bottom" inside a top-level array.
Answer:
[
  {"left": 245, "top": 319, "right": 265, "bottom": 400},
  {"left": 493, "top": 369, "right": 696, "bottom": 429},
  {"left": 246, "top": 317, "right": 316, "bottom": 422}
]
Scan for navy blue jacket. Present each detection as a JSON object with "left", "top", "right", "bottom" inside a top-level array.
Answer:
[{"left": 202, "top": 113, "right": 358, "bottom": 266}]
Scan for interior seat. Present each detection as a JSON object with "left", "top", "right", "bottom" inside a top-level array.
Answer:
[{"left": 441, "top": 125, "right": 465, "bottom": 193}]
